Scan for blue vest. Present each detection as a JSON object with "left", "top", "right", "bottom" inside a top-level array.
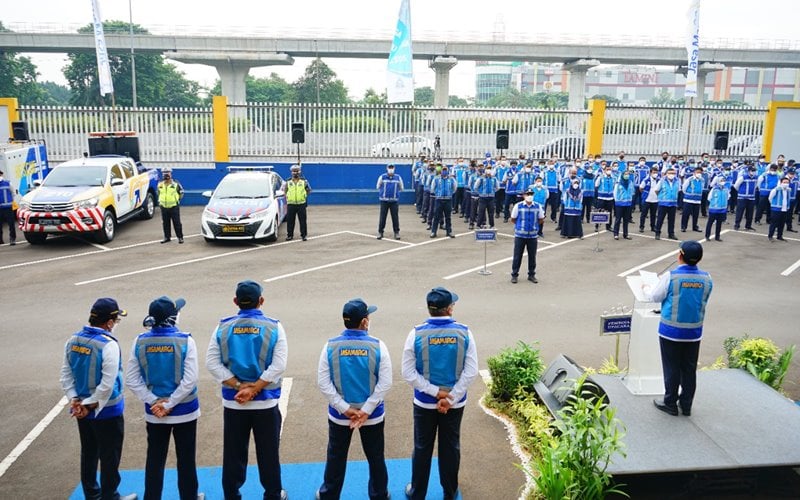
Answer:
[
  {"left": 581, "top": 175, "right": 595, "bottom": 197},
  {"left": 454, "top": 165, "right": 468, "bottom": 188},
  {"left": 634, "top": 165, "right": 649, "bottom": 185},
  {"left": 514, "top": 171, "right": 535, "bottom": 194},
  {"left": 614, "top": 181, "right": 634, "bottom": 206},
  {"left": 215, "top": 309, "right": 282, "bottom": 402},
  {"left": 596, "top": 175, "right": 615, "bottom": 200},
  {"left": 562, "top": 191, "right": 582, "bottom": 216},
  {"left": 657, "top": 178, "right": 680, "bottom": 206},
  {"left": 683, "top": 177, "right": 704, "bottom": 203},
  {"left": 134, "top": 327, "right": 199, "bottom": 417},
  {"left": 543, "top": 169, "right": 559, "bottom": 193},
  {"left": 495, "top": 166, "right": 508, "bottom": 188},
  {"left": 756, "top": 162, "right": 768, "bottom": 177},
  {"left": 770, "top": 187, "right": 790, "bottom": 212},
  {"left": 377, "top": 173, "right": 402, "bottom": 201},
  {"left": 326, "top": 330, "right": 384, "bottom": 421},
  {"left": 421, "top": 171, "right": 434, "bottom": 192},
  {"left": 789, "top": 179, "right": 798, "bottom": 202},
  {"left": 467, "top": 173, "right": 479, "bottom": 194},
  {"left": 737, "top": 174, "right": 758, "bottom": 200},
  {"left": 532, "top": 185, "right": 548, "bottom": 205},
  {"left": 433, "top": 176, "right": 456, "bottom": 199},
  {"left": 708, "top": 186, "right": 728, "bottom": 214},
  {"left": 413, "top": 318, "right": 470, "bottom": 405},
  {"left": 0, "top": 179, "right": 13, "bottom": 208},
  {"left": 513, "top": 201, "right": 542, "bottom": 238},
  {"left": 66, "top": 327, "right": 124, "bottom": 419},
  {"left": 659, "top": 265, "right": 713, "bottom": 341},
  {"left": 641, "top": 176, "right": 658, "bottom": 199},
  {"left": 758, "top": 173, "right": 779, "bottom": 193},
  {"left": 476, "top": 176, "right": 497, "bottom": 198},
  {"left": 503, "top": 168, "right": 518, "bottom": 193}
]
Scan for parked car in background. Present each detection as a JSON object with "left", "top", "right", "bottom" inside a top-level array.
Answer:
[
  {"left": 530, "top": 136, "right": 586, "bottom": 160},
  {"left": 370, "top": 135, "right": 434, "bottom": 157},
  {"left": 739, "top": 136, "right": 763, "bottom": 158},
  {"left": 725, "top": 135, "right": 761, "bottom": 157}
]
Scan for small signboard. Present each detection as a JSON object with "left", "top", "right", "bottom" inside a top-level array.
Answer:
[
  {"left": 474, "top": 228, "right": 497, "bottom": 242},
  {"left": 590, "top": 211, "right": 611, "bottom": 224},
  {"left": 599, "top": 314, "right": 632, "bottom": 336}
]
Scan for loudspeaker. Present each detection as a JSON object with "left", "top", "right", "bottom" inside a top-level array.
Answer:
[
  {"left": 88, "top": 136, "right": 141, "bottom": 163},
  {"left": 496, "top": 129, "right": 509, "bottom": 150},
  {"left": 713, "top": 131, "right": 729, "bottom": 151},
  {"left": 12, "top": 121, "right": 29, "bottom": 141},
  {"left": 533, "top": 354, "right": 608, "bottom": 417},
  {"left": 291, "top": 122, "right": 305, "bottom": 144}
]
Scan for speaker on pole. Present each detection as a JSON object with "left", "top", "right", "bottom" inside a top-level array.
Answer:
[
  {"left": 496, "top": 129, "right": 509, "bottom": 150},
  {"left": 291, "top": 122, "right": 305, "bottom": 144},
  {"left": 713, "top": 131, "right": 729, "bottom": 151},
  {"left": 12, "top": 121, "right": 29, "bottom": 141}
]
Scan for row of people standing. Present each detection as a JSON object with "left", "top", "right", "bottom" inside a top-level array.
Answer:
[{"left": 61, "top": 282, "right": 477, "bottom": 500}]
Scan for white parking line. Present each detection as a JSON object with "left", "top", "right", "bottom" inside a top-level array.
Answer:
[
  {"left": 0, "top": 396, "right": 68, "bottom": 479},
  {"left": 617, "top": 230, "right": 730, "bottom": 277},
  {"left": 781, "top": 258, "right": 800, "bottom": 277},
  {"left": 443, "top": 231, "right": 605, "bottom": 280},
  {"left": 279, "top": 377, "right": 292, "bottom": 436},
  {"left": 344, "top": 230, "right": 415, "bottom": 246},
  {"left": 734, "top": 230, "right": 800, "bottom": 243},
  {"left": 74, "top": 231, "right": 348, "bottom": 286}
]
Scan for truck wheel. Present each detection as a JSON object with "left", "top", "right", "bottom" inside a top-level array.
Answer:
[
  {"left": 24, "top": 232, "right": 47, "bottom": 245},
  {"left": 140, "top": 191, "right": 156, "bottom": 220},
  {"left": 95, "top": 210, "right": 116, "bottom": 243},
  {"left": 265, "top": 215, "right": 279, "bottom": 242}
]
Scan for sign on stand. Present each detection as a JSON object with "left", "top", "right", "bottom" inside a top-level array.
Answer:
[
  {"left": 599, "top": 304, "right": 633, "bottom": 364},
  {"left": 590, "top": 211, "right": 611, "bottom": 252},
  {"left": 474, "top": 228, "right": 497, "bottom": 275}
]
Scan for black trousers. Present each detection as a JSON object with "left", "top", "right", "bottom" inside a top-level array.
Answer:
[
  {"left": 755, "top": 195, "right": 772, "bottom": 224},
  {"left": 659, "top": 337, "right": 700, "bottom": 411},
  {"left": 286, "top": 203, "right": 308, "bottom": 238},
  {"left": 377, "top": 201, "right": 400, "bottom": 235},
  {"left": 546, "top": 191, "right": 560, "bottom": 221},
  {"left": 0, "top": 207, "right": 16, "bottom": 242},
  {"left": 318, "top": 420, "right": 389, "bottom": 500},
  {"left": 223, "top": 406, "right": 283, "bottom": 500},
  {"left": 145, "top": 420, "right": 198, "bottom": 500},
  {"left": 461, "top": 191, "right": 472, "bottom": 218},
  {"left": 595, "top": 198, "right": 614, "bottom": 229},
  {"left": 681, "top": 203, "right": 701, "bottom": 231},
  {"left": 469, "top": 195, "right": 479, "bottom": 225},
  {"left": 453, "top": 187, "right": 465, "bottom": 213},
  {"left": 786, "top": 201, "right": 796, "bottom": 230},
  {"left": 476, "top": 197, "right": 495, "bottom": 228},
  {"left": 407, "top": 405, "right": 464, "bottom": 500},
  {"left": 502, "top": 192, "right": 517, "bottom": 220},
  {"left": 414, "top": 185, "right": 423, "bottom": 213},
  {"left": 705, "top": 212, "right": 726, "bottom": 240},
  {"left": 77, "top": 415, "right": 124, "bottom": 500},
  {"left": 728, "top": 187, "right": 738, "bottom": 212},
  {"left": 432, "top": 198, "right": 453, "bottom": 235},
  {"left": 700, "top": 190, "right": 709, "bottom": 216},
  {"left": 655, "top": 205, "right": 677, "bottom": 237},
  {"left": 769, "top": 210, "right": 787, "bottom": 239},
  {"left": 734, "top": 198, "right": 755, "bottom": 229},
  {"left": 160, "top": 205, "right": 183, "bottom": 239},
  {"left": 613, "top": 205, "right": 632, "bottom": 237},
  {"left": 420, "top": 192, "right": 431, "bottom": 218},
  {"left": 640, "top": 201, "right": 658, "bottom": 231},
  {"left": 494, "top": 188, "right": 505, "bottom": 215},
  {"left": 581, "top": 197, "right": 594, "bottom": 223},
  {"left": 511, "top": 237, "right": 538, "bottom": 278},
  {"left": 426, "top": 196, "right": 436, "bottom": 225}
]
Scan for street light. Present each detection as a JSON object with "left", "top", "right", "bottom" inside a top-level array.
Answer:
[{"left": 129, "top": 0, "right": 137, "bottom": 108}]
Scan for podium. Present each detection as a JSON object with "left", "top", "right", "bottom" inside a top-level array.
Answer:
[{"left": 622, "top": 275, "right": 664, "bottom": 395}]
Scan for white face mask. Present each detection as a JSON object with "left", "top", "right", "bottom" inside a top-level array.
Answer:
[
  {"left": 0, "top": 176, "right": 4, "bottom": 181},
  {"left": 524, "top": 195, "right": 533, "bottom": 202},
  {"left": 587, "top": 169, "right": 593, "bottom": 174},
  {"left": 782, "top": 183, "right": 790, "bottom": 189},
  {"left": 387, "top": 169, "right": 395, "bottom": 175},
  {"left": 667, "top": 174, "right": 676, "bottom": 180},
  {"left": 572, "top": 183, "right": 580, "bottom": 189},
  {"left": 695, "top": 173, "right": 702, "bottom": 179},
  {"left": 535, "top": 182, "right": 542, "bottom": 188},
  {"left": 651, "top": 173, "right": 658, "bottom": 179},
  {"left": 639, "top": 161, "right": 646, "bottom": 166},
  {"left": 524, "top": 167, "right": 531, "bottom": 173}
]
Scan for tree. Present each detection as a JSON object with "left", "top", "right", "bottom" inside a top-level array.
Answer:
[
  {"left": 449, "top": 95, "right": 470, "bottom": 107},
  {"left": 649, "top": 88, "right": 684, "bottom": 106},
  {"left": 0, "top": 21, "right": 47, "bottom": 104},
  {"left": 359, "top": 88, "right": 388, "bottom": 106},
  {"left": 589, "top": 94, "right": 621, "bottom": 105},
  {"left": 63, "top": 21, "right": 202, "bottom": 107},
  {"left": 206, "top": 73, "right": 295, "bottom": 104},
  {"left": 414, "top": 87, "right": 434, "bottom": 106},
  {"left": 293, "top": 58, "right": 349, "bottom": 104}
]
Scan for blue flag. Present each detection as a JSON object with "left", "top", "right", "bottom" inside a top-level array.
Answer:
[{"left": 387, "top": 0, "right": 413, "bottom": 103}]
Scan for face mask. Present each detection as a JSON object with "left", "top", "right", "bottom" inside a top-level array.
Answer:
[
  {"left": 695, "top": 173, "right": 702, "bottom": 179},
  {"left": 587, "top": 169, "right": 593, "bottom": 174},
  {"left": 778, "top": 162, "right": 785, "bottom": 166},
  {"left": 651, "top": 173, "right": 658, "bottom": 179},
  {"left": 524, "top": 195, "right": 533, "bottom": 202},
  {"left": 622, "top": 174, "right": 630, "bottom": 180},
  {"left": 547, "top": 165, "right": 554, "bottom": 170},
  {"left": 572, "top": 182, "right": 580, "bottom": 189},
  {"left": 782, "top": 183, "right": 790, "bottom": 189},
  {"left": 639, "top": 161, "right": 645, "bottom": 166},
  {"left": 667, "top": 174, "right": 676, "bottom": 180},
  {"left": 524, "top": 167, "right": 531, "bottom": 173},
  {"left": 486, "top": 170, "right": 493, "bottom": 177},
  {"left": 570, "top": 174, "right": 577, "bottom": 179},
  {"left": 662, "top": 156, "right": 669, "bottom": 160},
  {"left": 605, "top": 171, "right": 611, "bottom": 176},
  {"left": 441, "top": 172, "right": 448, "bottom": 178},
  {"left": 387, "top": 169, "right": 395, "bottom": 175},
  {"left": 291, "top": 172, "right": 299, "bottom": 177},
  {"left": 770, "top": 170, "right": 777, "bottom": 175},
  {"left": 619, "top": 156, "right": 625, "bottom": 160}
]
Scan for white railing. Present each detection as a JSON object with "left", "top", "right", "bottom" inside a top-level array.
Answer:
[
  {"left": 604, "top": 104, "right": 766, "bottom": 158},
  {"left": 19, "top": 105, "right": 214, "bottom": 166}
]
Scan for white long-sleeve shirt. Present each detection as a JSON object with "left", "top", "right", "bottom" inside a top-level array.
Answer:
[
  {"left": 60, "top": 333, "right": 121, "bottom": 415},
  {"left": 401, "top": 318, "right": 479, "bottom": 410},
  {"left": 125, "top": 334, "right": 200, "bottom": 424}
]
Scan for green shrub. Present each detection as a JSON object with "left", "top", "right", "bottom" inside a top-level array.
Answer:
[
  {"left": 724, "top": 334, "right": 796, "bottom": 391},
  {"left": 487, "top": 341, "right": 545, "bottom": 402},
  {"left": 509, "top": 389, "right": 556, "bottom": 453}
]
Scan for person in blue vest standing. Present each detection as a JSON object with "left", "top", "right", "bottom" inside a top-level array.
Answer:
[
  {"left": 431, "top": 166, "right": 457, "bottom": 238},
  {"left": 653, "top": 166, "right": 681, "bottom": 241},
  {"left": 206, "top": 280, "right": 288, "bottom": 500},
  {"left": 594, "top": 164, "right": 615, "bottom": 231},
  {"left": 60, "top": 298, "right": 137, "bottom": 500},
  {"left": 639, "top": 166, "right": 660, "bottom": 233},
  {"left": 494, "top": 157, "right": 508, "bottom": 218},
  {"left": 316, "top": 298, "right": 392, "bottom": 500},
  {"left": 580, "top": 164, "right": 596, "bottom": 223},
  {"left": 784, "top": 167, "right": 798, "bottom": 233},
  {"left": 376, "top": 164, "right": 404, "bottom": 240},
  {"left": 510, "top": 187, "right": 545, "bottom": 283},
  {"left": 755, "top": 163, "right": 780, "bottom": 226},
  {"left": 705, "top": 176, "right": 728, "bottom": 242},
  {"left": 681, "top": 167, "right": 704, "bottom": 233},
  {"left": 613, "top": 170, "right": 635, "bottom": 240},
  {"left": 644, "top": 241, "right": 713, "bottom": 417},
  {"left": 474, "top": 166, "right": 498, "bottom": 229},
  {"left": 452, "top": 157, "right": 468, "bottom": 216},
  {"left": 768, "top": 177, "right": 793, "bottom": 242},
  {"left": 413, "top": 156, "right": 425, "bottom": 214},
  {"left": 542, "top": 160, "right": 561, "bottom": 224},
  {"left": 0, "top": 169, "right": 17, "bottom": 245},
  {"left": 733, "top": 162, "right": 758, "bottom": 231},
  {"left": 126, "top": 296, "right": 203, "bottom": 500},
  {"left": 402, "top": 287, "right": 478, "bottom": 500},
  {"left": 560, "top": 177, "right": 583, "bottom": 239},
  {"left": 501, "top": 159, "right": 519, "bottom": 223}
]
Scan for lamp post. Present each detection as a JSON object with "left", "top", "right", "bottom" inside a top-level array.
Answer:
[{"left": 129, "top": 0, "right": 137, "bottom": 108}]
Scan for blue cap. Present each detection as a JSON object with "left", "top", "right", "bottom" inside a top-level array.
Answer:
[
  {"left": 679, "top": 240, "right": 703, "bottom": 265},
  {"left": 426, "top": 287, "right": 459, "bottom": 309},
  {"left": 342, "top": 298, "right": 377, "bottom": 323},
  {"left": 148, "top": 296, "right": 186, "bottom": 324},
  {"left": 236, "top": 280, "right": 262, "bottom": 306},
  {"left": 90, "top": 298, "right": 127, "bottom": 322}
]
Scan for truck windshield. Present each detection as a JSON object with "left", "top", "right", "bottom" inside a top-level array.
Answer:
[{"left": 42, "top": 166, "right": 107, "bottom": 187}]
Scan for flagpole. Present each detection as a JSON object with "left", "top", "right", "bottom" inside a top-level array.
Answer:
[{"left": 684, "top": 97, "right": 693, "bottom": 158}]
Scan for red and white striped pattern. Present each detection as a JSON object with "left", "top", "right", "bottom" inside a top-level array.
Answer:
[{"left": 18, "top": 207, "right": 104, "bottom": 233}]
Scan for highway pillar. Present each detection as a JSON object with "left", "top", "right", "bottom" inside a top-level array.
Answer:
[
  {"left": 564, "top": 59, "right": 599, "bottom": 110},
  {"left": 677, "top": 62, "right": 724, "bottom": 106},
  {"left": 429, "top": 56, "right": 458, "bottom": 107}
]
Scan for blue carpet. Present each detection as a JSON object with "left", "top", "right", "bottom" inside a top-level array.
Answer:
[{"left": 70, "top": 457, "right": 461, "bottom": 499}]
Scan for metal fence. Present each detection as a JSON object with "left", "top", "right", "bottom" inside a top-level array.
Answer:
[
  {"left": 603, "top": 104, "right": 766, "bottom": 158},
  {"left": 19, "top": 105, "right": 214, "bottom": 167}
]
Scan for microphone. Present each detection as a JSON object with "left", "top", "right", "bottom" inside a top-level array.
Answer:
[{"left": 658, "top": 259, "right": 677, "bottom": 276}]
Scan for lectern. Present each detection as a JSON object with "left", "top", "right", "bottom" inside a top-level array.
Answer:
[{"left": 623, "top": 274, "right": 664, "bottom": 395}]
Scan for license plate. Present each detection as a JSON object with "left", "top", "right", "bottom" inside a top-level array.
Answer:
[
  {"left": 222, "top": 224, "right": 245, "bottom": 233},
  {"left": 39, "top": 219, "right": 61, "bottom": 226}
]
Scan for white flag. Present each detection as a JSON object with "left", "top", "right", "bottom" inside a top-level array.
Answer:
[
  {"left": 91, "top": 0, "right": 114, "bottom": 96},
  {"left": 387, "top": 0, "right": 414, "bottom": 104},
  {"left": 685, "top": 0, "right": 700, "bottom": 98}
]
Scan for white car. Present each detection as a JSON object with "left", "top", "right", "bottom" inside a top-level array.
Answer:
[
  {"left": 370, "top": 135, "right": 434, "bottom": 157},
  {"left": 200, "top": 167, "right": 287, "bottom": 242}
]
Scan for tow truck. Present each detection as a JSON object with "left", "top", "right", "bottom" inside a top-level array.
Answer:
[{"left": 17, "top": 132, "right": 159, "bottom": 244}]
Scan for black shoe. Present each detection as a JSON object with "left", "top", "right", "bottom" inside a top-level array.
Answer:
[
  {"left": 302, "top": 236, "right": 307, "bottom": 241},
  {"left": 430, "top": 233, "right": 436, "bottom": 238},
  {"left": 769, "top": 237, "right": 775, "bottom": 242},
  {"left": 426, "top": 225, "right": 431, "bottom": 231},
  {"left": 447, "top": 233, "right": 455, "bottom": 238},
  {"left": 377, "top": 233, "right": 383, "bottom": 240},
  {"left": 715, "top": 237, "right": 722, "bottom": 242},
  {"left": 668, "top": 235, "right": 678, "bottom": 240},
  {"left": 468, "top": 224, "right": 474, "bottom": 230},
  {"left": 788, "top": 229, "right": 798, "bottom": 233},
  {"left": 678, "top": 402, "right": 692, "bottom": 416},
  {"left": 734, "top": 226, "right": 740, "bottom": 230},
  {"left": 755, "top": 221, "right": 762, "bottom": 225},
  {"left": 746, "top": 227, "right": 755, "bottom": 231},
  {"left": 178, "top": 238, "right": 184, "bottom": 244},
  {"left": 681, "top": 228, "right": 686, "bottom": 232},
  {"left": 160, "top": 238, "right": 171, "bottom": 244},
  {"left": 9, "top": 240, "right": 15, "bottom": 246},
  {"left": 639, "top": 227, "right": 644, "bottom": 233},
  {"left": 624, "top": 236, "right": 632, "bottom": 240},
  {"left": 655, "top": 234, "right": 661, "bottom": 240},
  {"left": 653, "top": 399, "right": 679, "bottom": 416},
  {"left": 286, "top": 236, "right": 293, "bottom": 241},
  {"left": 510, "top": 276, "right": 518, "bottom": 284},
  {"left": 394, "top": 232, "right": 400, "bottom": 240},
  {"left": 777, "top": 237, "right": 786, "bottom": 241},
  {"left": 614, "top": 235, "right": 619, "bottom": 240},
  {"left": 528, "top": 276, "right": 538, "bottom": 283},
  {"left": 503, "top": 218, "right": 509, "bottom": 223},
  {"left": 693, "top": 228, "right": 702, "bottom": 232}
]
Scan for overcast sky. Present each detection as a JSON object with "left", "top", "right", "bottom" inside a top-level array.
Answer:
[{"left": 5, "top": 0, "right": 798, "bottom": 99}]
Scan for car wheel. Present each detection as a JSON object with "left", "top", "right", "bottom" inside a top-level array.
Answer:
[
  {"left": 95, "top": 210, "right": 116, "bottom": 243},
  {"left": 24, "top": 232, "right": 47, "bottom": 244},
  {"left": 382, "top": 147, "right": 390, "bottom": 156},
  {"left": 139, "top": 191, "right": 156, "bottom": 220},
  {"left": 265, "top": 215, "right": 279, "bottom": 242}
]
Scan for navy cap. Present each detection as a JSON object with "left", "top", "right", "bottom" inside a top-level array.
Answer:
[
  {"left": 679, "top": 240, "right": 703, "bottom": 265},
  {"left": 148, "top": 296, "right": 186, "bottom": 324},
  {"left": 426, "top": 287, "right": 459, "bottom": 309},
  {"left": 342, "top": 298, "right": 377, "bottom": 323},
  {"left": 90, "top": 298, "right": 127, "bottom": 322},
  {"left": 236, "top": 280, "right": 262, "bottom": 306}
]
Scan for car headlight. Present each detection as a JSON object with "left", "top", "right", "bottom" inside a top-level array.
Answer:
[
  {"left": 202, "top": 209, "right": 217, "bottom": 219},
  {"left": 75, "top": 197, "right": 99, "bottom": 209},
  {"left": 249, "top": 210, "right": 270, "bottom": 220}
]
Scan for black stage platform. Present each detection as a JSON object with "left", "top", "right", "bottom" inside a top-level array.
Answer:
[{"left": 592, "top": 369, "right": 800, "bottom": 476}]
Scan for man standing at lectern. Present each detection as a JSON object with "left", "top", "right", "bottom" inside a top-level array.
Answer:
[{"left": 643, "top": 241, "right": 713, "bottom": 417}]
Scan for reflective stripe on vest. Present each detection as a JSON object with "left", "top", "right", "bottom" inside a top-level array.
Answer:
[
  {"left": 514, "top": 202, "right": 541, "bottom": 238},
  {"left": 216, "top": 314, "right": 282, "bottom": 400},
  {"left": 134, "top": 331, "right": 198, "bottom": 407},
  {"left": 67, "top": 328, "right": 124, "bottom": 416},
  {"left": 413, "top": 323, "right": 468, "bottom": 390},
  {"left": 327, "top": 335, "right": 380, "bottom": 408},
  {"left": 660, "top": 269, "right": 712, "bottom": 340},
  {"left": 158, "top": 182, "right": 181, "bottom": 208},
  {"left": 286, "top": 179, "right": 308, "bottom": 204}
]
